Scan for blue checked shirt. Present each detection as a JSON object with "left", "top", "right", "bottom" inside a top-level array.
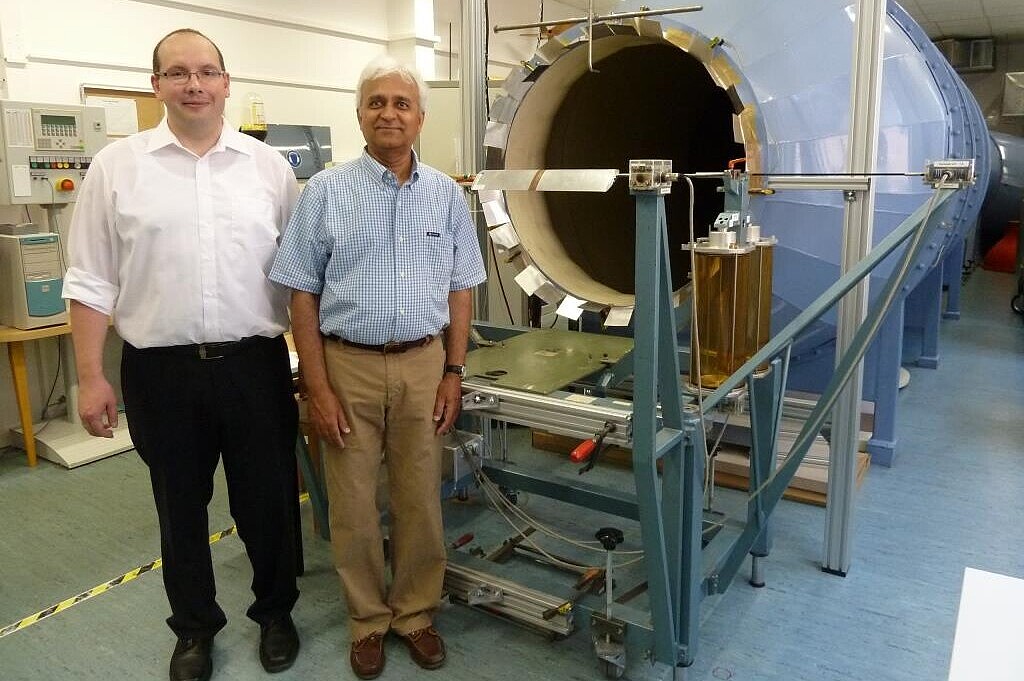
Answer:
[{"left": 270, "top": 150, "right": 486, "bottom": 345}]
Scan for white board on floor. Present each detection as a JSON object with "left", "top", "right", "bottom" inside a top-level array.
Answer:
[{"left": 948, "top": 567, "right": 1024, "bottom": 681}]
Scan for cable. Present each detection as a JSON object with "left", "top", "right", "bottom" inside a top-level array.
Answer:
[
  {"left": 683, "top": 176, "right": 713, "bottom": 493},
  {"left": 452, "top": 431, "right": 645, "bottom": 569},
  {"left": 536, "top": 0, "right": 545, "bottom": 49},
  {"left": 749, "top": 172, "right": 923, "bottom": 177},
  {"left": 41, "top": 337, "right": 63, "bottom": 420},
  {"left": 489, "top": 240, "right": 515, "bottom": 324}
]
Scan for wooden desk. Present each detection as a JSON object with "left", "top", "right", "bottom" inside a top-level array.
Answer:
[{"left": 0, "top": 322, "right": 71, "bottom": 467}]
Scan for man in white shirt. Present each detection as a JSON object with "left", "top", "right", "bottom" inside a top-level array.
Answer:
[{"left": 62, "top": 28, "right": 301, "bottom": 681}]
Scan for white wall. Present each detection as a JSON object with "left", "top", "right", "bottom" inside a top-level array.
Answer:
[{"left": 0, "top": 0, "right": 443, "bottom": 449}]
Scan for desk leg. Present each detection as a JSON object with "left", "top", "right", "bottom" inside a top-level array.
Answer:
[{"left": 7, "top": 341, "right": 37, "bottom": 467}]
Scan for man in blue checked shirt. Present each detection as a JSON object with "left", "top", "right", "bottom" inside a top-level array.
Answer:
[{"left": 270, "top": 56, "right": 485, "bottom": 680}]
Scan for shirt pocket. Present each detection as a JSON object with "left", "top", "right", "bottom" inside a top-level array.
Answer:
[
  {"left": 419, "top": 228, "right": 455, "bottom": 300},
  {"left": 230, "top": 194, "right": 280, "bottom": 270}
]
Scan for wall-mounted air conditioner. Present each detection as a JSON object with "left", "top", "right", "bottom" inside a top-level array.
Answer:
[{"left": 934, "top": 37, "right": 995, "bottom": 73}]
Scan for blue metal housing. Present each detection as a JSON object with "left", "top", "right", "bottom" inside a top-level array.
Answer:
[{"left": 611, "top": 1, "right": 997, "bottom": 464}]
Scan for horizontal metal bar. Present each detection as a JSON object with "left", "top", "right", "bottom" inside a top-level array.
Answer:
[
  {"left": 764, "top": 175, "right": 872, "bottom": 191},
  {"left": 482, "top": 461, "right": 640, "bottom": 520},
  {"left": 493, "top": 5, "right": 703, "bottom": 33},
  {"left": 461, "top": 381, "right": 635, "bottom": 446}
]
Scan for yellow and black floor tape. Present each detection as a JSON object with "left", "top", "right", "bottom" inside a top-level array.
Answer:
[{"left": 0, "top": 492, "right": 310, "bottom": 639}]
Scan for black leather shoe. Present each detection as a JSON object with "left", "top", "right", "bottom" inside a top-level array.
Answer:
[
  {"left": 169, "top": 637, "right": 213, "bottom": 681},
  {"left": 259, "top": 614, "right": 299, "bottom": 673}
]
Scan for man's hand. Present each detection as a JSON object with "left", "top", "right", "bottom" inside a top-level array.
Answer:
[
  {"left": 79, "top": 374, "right": 119, "bottom": 438},
  {"left": 432, "top": 373, "right": 462, "bottom": 435},
  {"left": 307, "top": 387, "right": 351, "bottom": 448}
]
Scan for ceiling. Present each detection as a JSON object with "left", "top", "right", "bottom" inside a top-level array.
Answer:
[
  {"left": 902, "top": 0, "right": 1024, "bottom": 40},
  {"left": 554, "top": 0, "right": 1024, "bottom": 40}
]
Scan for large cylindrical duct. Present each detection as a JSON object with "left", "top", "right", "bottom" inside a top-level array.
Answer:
[{"left": 483, "top": 1, "right": 994, "bottom": 329}]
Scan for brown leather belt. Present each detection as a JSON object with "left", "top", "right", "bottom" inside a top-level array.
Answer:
[{"left": 334, "top": 335, "right": 434, "bottom": 354}]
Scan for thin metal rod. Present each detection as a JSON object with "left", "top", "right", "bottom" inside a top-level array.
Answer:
[{"left": 493, "top": 5, "right": 703, "bottom": 33}]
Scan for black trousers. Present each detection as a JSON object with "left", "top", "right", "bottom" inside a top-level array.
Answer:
[{"left": 121, "top": 335, "right": 299, "bottom": 639}]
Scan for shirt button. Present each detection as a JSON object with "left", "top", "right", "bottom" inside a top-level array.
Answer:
[
  {"left": 399, "top": 236, "right": 405, "bottom": 242},
  {"left": 400, "top": 309, "right": 405, "bottom": 315},
  {"left": 400, "top": 272, "right": 405, "bottom": 278}
]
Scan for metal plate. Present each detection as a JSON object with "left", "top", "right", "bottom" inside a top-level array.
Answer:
[{"left": 466, "top": 329, "right": 633, "bottom": 394}]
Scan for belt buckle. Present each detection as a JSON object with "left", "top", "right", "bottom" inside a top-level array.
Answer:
[
  {"left": 198, "top": 343, "right": 225, "bottom": 360},
  {"left": 382, "top": 341, "right": 401, "bottom": 353}
]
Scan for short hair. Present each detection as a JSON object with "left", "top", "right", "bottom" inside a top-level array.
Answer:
[
  {"left": 355, "top": 55, "right": 429, "bottom": 113},
  {"left": 152, "top": 28, "right": 225, "bottom": 73}
]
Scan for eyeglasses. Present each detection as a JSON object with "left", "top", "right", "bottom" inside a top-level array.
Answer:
[{"left": 155, "top": 69, "right": 225, "bottom": 84}]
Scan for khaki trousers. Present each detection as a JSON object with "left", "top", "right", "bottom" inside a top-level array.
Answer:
[{"left": 322, "top": 338, "right": 446, "bottom": 639}]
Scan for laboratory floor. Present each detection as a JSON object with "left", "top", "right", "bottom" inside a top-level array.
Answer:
[{"left": 1, "top": 269, "right": 1022, "bottom": 681}]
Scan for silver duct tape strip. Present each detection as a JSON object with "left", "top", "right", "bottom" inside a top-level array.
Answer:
[
  {"left": 473, "top": 169, "right": 540, "bottom": 191},
  {"left": 484, "top": 121, "right": 511, "bottom": 150},
  {"left": 534, "top": 169, "right": 618, "bottom": 193},
  {"left": 474, "top": 169, "right": 618, "bottom": 193},
  {"left": 488, "top": 223, "right": 520, "bottom": 250},
  {"left": 605, "top": 306, "right": 634, "bottom": 327},
  {"left": 444, "top": 564, "right": 573, "bottom": 636},
  {"left": 490, "top": 95, "right": 518, "bottom": 124},
  {"left": 537, "top": 37, "right": 568, "bottom": 64},
  {"left": 481, "top": 199, "right": 510, "bottom": 227},
  {"left": 633, "top": 17, "right": 664, "bottom": 38},
  {"left": 534, "top": 282, "right": 564, "bottom": 305},
  {"left": 514, "top": 265, "right": 564, "bottom": 304}
]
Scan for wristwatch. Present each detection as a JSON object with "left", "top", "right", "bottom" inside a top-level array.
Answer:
[{"left": 444, "top": 364, "right": 467, "bottom": 379}]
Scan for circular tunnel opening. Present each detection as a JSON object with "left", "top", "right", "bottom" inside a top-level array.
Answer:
[{"left": 504, "top": 36, "right": 744, "bottom": 306}]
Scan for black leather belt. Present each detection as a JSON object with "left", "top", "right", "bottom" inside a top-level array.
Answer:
[
  {"left": 334, "top": 335, "right": 434, "bottom": 354},
  {"left": 138, "top": 335, "right": 270, "bottom": 360}
]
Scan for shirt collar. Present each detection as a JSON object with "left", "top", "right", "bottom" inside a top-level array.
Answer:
[
  {"left": 360, "top": 148, "right": 420, "bottom": 185},
  {"left": 145, "top": 118, "right": 253, "bottom": 157}
]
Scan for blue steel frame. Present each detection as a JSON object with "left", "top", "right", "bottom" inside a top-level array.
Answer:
[
  {"left": 469, "top": 182, "right": 955, "bottom": 669},
  {"left": 629, "top": 185, "right": 954, "bottom": 667}
]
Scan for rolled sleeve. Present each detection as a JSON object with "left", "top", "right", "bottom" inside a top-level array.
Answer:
[
  {"left": 62, "top": 156, "right": 119, "bottom": 314},
  {"left": 269, "top": 175, "right": 330, "bottom": 294},
  {"left": 448, "top": 183, "right": 487, "bottom": 291},
  {"left": 62, "top": 267, "right": 119, "bottom": 316}
]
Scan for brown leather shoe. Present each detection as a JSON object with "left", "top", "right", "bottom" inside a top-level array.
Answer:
[
  {"left": 350, "top": 631, "right": 385, "bottom": 679},
  {"left": 399, "top": 626, "right": 446, "bottom": 670}
]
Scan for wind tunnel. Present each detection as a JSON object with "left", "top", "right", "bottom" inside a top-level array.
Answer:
[{"left": 481, "top": 0, "right": 1022, "bottom": 462}]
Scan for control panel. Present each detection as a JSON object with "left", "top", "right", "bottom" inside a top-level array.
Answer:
[{"left": 0, "top": 100, "right": 107, "bottom": 205}]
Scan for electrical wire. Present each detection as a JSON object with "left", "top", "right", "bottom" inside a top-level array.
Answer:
[
  {"left": 683, "top": 175, "right": 712, "bottom": 490},
  {"left": 41, "top": 337, "right": 63, "bottom": 420},
  {"left": 489, "top": 240, "right": 516, "bottom": 324},
  {"left": 452, "top": 432, "right": 645, "bottom": 571}
]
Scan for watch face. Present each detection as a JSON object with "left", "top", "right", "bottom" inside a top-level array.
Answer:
[{"left": 446, "top": 364, "right": 466, "bottom": 378}]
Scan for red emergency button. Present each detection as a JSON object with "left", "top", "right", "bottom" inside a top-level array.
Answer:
[{"left": 57, "top": 178, "right": 75, "bottom": 192}]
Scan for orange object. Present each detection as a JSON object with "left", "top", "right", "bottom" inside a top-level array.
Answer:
[
  {"left": 56, "top": 178, "right": 75, "bottom": 192},
  {"left": 983, "top": 222, "right": 1018, "bottom": 274},
  {"left": 570, "top": 438, "right": 597, "bottom": 463}
]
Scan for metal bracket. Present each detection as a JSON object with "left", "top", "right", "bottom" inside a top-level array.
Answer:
[
  {"left": 467, "top": 583, "right": 504, "bottom": 605},
  {"left": 462, "top": 391, "right": 499, "bottom": 411},
  {"left": 591, "top": 613, "right": 627, "bottom": 674}
]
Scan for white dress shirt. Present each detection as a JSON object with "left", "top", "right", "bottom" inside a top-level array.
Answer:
[{"left": 63, "top": 119, "right": 298, "bottom": 348}]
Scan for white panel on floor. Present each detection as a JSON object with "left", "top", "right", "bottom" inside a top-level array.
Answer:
[{"left": 948, "top": 567, "right": 1024, "bottom": 681}]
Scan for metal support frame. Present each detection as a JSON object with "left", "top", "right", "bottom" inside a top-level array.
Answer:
[
  {"left": 631, "top": 191, "right": 699, "bottom": 667},
  {"left": 461, "top": 0, "right": 489, "bottom": 320},
  {"left": 824, "top": 0, "right": 886, "bottom": 577},
  {"left": 459, "top": 174, "right": 955, "bottom": 672}
]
